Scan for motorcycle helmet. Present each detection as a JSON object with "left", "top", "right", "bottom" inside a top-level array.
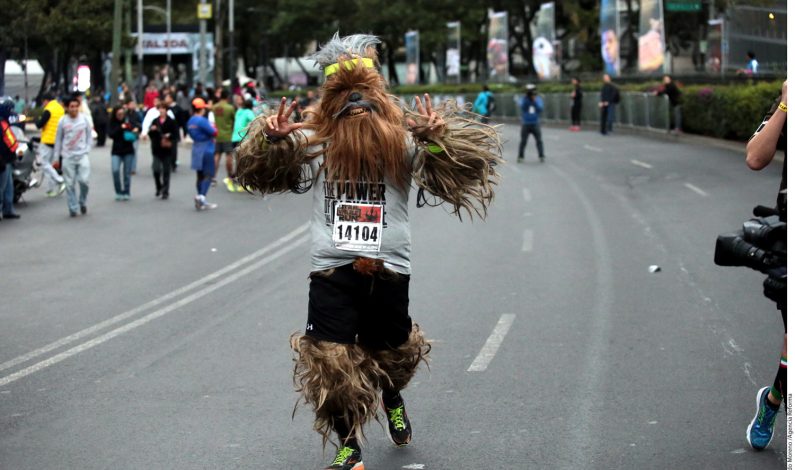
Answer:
[{"left": 0, "top": 96, "right": 14, "bottom": 119}]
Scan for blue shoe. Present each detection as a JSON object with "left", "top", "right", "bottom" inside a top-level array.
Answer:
[{"left": 747, "top": 387, "right": 779, "bottom": 450}]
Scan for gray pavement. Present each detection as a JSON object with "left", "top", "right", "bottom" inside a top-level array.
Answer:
[{"left": 0, "top": 125, "right": 787, "bottom": 469}]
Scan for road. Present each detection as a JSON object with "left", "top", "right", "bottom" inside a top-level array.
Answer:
[{"left": 0, "top": 124, "right": 787, "bottom": 469}]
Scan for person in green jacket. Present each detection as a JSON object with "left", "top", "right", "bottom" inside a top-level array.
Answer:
[
  {"left": 230, "top": 95, "right": 256, "bottom": 192},
  {"left": 212, "top": 89, "right": 236, "bottom": 191}
]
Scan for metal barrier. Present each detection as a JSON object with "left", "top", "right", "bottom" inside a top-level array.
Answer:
[{"left": 416, "top": 92, "right": 671, "bottom": 131}]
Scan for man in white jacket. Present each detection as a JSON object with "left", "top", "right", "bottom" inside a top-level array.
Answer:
[{"left": 54, "top": 96, "right": 93, "bottom": 217}]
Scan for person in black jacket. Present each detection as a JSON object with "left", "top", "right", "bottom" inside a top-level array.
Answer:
[
  {"left": 570, "top": 77, "right": 583, "bottom": 131},
  {"left": 108, "top": 106, "right": 139, "bottom": 200},
  {"left": 599, "top": 74, "right": 620, "bottom": 135},
  {"left": 147, "top": 102, "right": 179, "bottom": 199},
  {"left": 656, "top": 75, "right": 682, "bottom": 133},
  {"left": 90, "top": 96, "right": 110, "bottom": 146}
]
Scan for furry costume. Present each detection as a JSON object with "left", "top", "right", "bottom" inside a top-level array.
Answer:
[{"left": 236, "top": 33, "right": 501, "bottom": 455}]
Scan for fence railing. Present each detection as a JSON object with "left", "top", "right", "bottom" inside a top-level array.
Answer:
[{"left": 417, "top": 92, "right": 671, "bottom": 131}]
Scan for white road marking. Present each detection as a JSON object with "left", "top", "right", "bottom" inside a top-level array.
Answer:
[
  {"left": 584, "top": 144, "right": 603, "bottom": 153},
  {"left": 522, "top": 188, "right": 532, "bottom": 202},
  {"left": 521, "top": 229, "right": 534, "bottom": 253},
  {"left": 467, "top": 314, "right": 516, "bottom": 372},
  {"left": 630, "top": 159, "right": 653, "bottom": 169},
  {"left": 402, "top": 465, "right": 426, "bottom": 469},
  {"left": 684, "top": 183, "right": 709, "bottom": 197},
  {"left": 0, "top": 223, "right": 310, "bottom": 375},
  {"left": 0, "top": 233, "right": 310, "bottom": 388}
]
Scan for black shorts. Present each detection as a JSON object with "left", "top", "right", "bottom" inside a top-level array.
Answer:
[
  {"left": 306, "top": 263, "right": 412, "bottom": 350},
  {"left": 216, "top": 141, "right": 234, "bottom": 154}
]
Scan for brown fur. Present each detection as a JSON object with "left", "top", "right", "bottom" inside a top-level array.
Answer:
[
  {"left": 369, "top": 324, "right": 431, "bottom": 391},
  {"left": 303, "top": 60, "right": 410, "bottom": 189},
  {"left": 351, "top": 257, "right": 384, "bottom": 276},
  {"left": 290, "top": 324, "right": 430, "bottom": 448},
  {"left": 408, "top": 101, "right": 503, "bottom": 219},
  {"left": 235, "top": 119, "right": 314, "bottom": 194}
]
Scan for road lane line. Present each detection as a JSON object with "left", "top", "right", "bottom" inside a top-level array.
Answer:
[
  {"left": 0, "top": 234, "right": 310, "bottom": 388},
  {"left": 0, "top": 222, "right": 310, "bottom": 374},
  {"left": 583, "top": 144, "right": 603, "bottom": 153},
  {"left": 521, "top": 229, "right": 534, "bottom": 253},
  {"left": 630, "top": 159, "right": 653, "bottom": 169},
  {"left": 684, "top": 183, "right": 709, "bottom": 197},
  {"left": 522, "top": 188, "right": 532, "bottom": 202},
  {"left": 467, "top": 314, "right": 516, "bottom": 372}
]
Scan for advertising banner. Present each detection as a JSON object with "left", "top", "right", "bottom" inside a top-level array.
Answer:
[
  {"left": 599, "top": 0, "right": 620, "bottom": 76},
  {"left": 533, "top": 2, "right": 559, "bottom": 80},
  {"left": 638, "top": 0, "right": 666, "bottom": 73},
  {"left": 404, "top": 31, "right": 420, "bottom": 85},
  {"left": 706, "top": 19, "right": 725, "bottom": 75},
  {"left": 445, "top": 21, "right": 461, "bottom": 82},
  {"left": 487, "top": 11, "right": 509, "bottom": 81}
]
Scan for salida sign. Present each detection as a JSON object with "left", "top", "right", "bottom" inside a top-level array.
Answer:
[{"left": 135, "top": 33, "right": 211, "bottom": 55}]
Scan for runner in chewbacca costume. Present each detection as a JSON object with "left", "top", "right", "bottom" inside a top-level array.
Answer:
[{"left": 236, "top": 33, "right": 502, "bottom": 470}]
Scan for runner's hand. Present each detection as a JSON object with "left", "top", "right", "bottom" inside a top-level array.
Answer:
[
  {"left": 264, "top": 97, "right": 304, "bottom": 138},
  {"left": 781, "top": 80, "right": 787, "bottom": 107},
  {"left": 407, "top": 93, "right": 446, "bottom": 139}
]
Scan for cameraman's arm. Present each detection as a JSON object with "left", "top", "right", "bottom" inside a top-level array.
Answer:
[{"left": 747, "top": 81, "right": 786, "bottom": 171}]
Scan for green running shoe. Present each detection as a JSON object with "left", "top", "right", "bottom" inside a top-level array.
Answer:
[
  {"left": 747, "top": 386, "right": 779, "bottom": 450},
  {"left": 384, "top": 396, "right": 412, "bottom": 447},
  {"left": 324, "top": 445, "right": 363, "bottom": 470}
]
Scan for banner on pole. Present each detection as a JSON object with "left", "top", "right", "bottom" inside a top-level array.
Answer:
[
  {"left": 533, "top": 2, "right": 559, "bottom": 80},
  {"left": 599, "top": 0, "right": 620, "bottom": 76},
  {"left": 445, "top": 21, "right": 461, "bottom": 82},
  {"left": 487, "top": 11, "right": 509, "bottom": 81},
  {"left": 638, "top": 0, "right": 666, "bottom": 73},
  {"left": 404, "top": 31, "right": 420, "bottom": 85},
  {"left": 706, "top": 19, "right": 725, "bottom": 75}
]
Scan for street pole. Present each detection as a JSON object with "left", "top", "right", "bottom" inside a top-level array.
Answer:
[
  {"left": 137, "top": 0, "right": 143, "bottom": 102},
  {"left": 199, "top": 0, "right": 207, "bottom": 86},
  {"left": 111, "top": 0, "right": 122, "bottom": 106},
  {"left": 166, "top": 0, "right": 171, "bottom": 66},
  {"left": 229, "top": 0, "right": 235, "bottom": 83}
]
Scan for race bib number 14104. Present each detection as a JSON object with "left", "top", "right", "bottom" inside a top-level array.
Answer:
[{"left": 332, "top": 202, "right": 383, "bottom": 252}]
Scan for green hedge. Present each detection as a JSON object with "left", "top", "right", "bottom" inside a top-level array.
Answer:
[{"left": 680, "top": 82, "right": 781, "bottom": 140}]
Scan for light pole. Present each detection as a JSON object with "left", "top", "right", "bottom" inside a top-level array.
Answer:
[
  {"left": 111, "top": 0, "right": 122, "bottom": 106},
  {"left": 199, "top": 0, "right": 207, "bottom": 86},
  {"left": 228, "top": 0, "right": 235, "bottom": 82},
  {"left": 137, "top": 0, "right": 143, "bottom": 102}
]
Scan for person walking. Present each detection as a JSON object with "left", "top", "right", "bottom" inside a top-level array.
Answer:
[
  {"left": 0, "top": 97, "right": 21, "bottom": 220},
  {"left": 211, "top": 89, "right": 236, "bottom": 191},
  {"left": 518, "top": 84, "right": 545, "bottom": 162},
  {"left": 231, "top": 95, "right": 256, "bottom": 192},
  {"left": 125, "top": 99, "right": 143, "bottom": 174},
  {"left": 570, "top": 77, "right": 583, "bottom": 131},
  {"left": 53, "top": 96, "right": 92, "bottom": 217},
  {"left": 473, "top": 85, "right": 495, "bottom": 123},
  {"left": 656, "top": 74, "right": 682, "bottom": 134},
  {"left": 599, "top": 74, "right": 620, "bottom": 135},
  {"left": 35, "top": 93, "right": 66, "bottom": 197},
  {"left": 90, "top": 95, "right": 109, "bottom": 147},
  {"left": 163, "top": 92, "right": 183, "bottom": 171},
  {"left": 147, "top": 102, "right": 179, "bottom": 199},
  {"left": 187, "top": 98, "right": 218, "bottom": 210},
  {"left": 108, "top": 105, "right": 139, "bottom": 200}
]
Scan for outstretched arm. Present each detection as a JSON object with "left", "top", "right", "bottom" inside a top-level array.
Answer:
[
  {"left": 236, "top": 97, "right": 312, "bottom": 194},
  {"left": 408, "top": 93, "right": 503, "bottom": 219}
]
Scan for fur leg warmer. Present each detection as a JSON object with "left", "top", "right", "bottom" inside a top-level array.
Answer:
[
  {"left": 290, "top": 325, "right": 430, "bottom": 447},
  {"left": 290, "top": 334, "right": 384, "bottom": 447},
  {"left": 370, "top": 324, "right": 431, "bottom": 392}
]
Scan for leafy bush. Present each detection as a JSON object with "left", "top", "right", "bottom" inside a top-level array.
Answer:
[{"left": 681, "top": 82, "right": 781, "bottom": 140}]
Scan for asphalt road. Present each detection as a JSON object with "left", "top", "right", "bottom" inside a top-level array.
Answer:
[{"left": 0, "top": 124, "right": 787, "bottom": 469}]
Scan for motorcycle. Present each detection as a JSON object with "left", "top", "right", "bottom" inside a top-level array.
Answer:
[{"left": 9, "top": 125, "right": 43, "bottom": 203}]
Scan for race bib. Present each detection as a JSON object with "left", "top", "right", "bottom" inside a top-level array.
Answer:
[{"left": 332, "top": 202, "right": 383, "bottom": 252}]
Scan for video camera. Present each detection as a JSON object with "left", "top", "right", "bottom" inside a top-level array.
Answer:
[{"left": 714, "top": 205, "right": 786, "bottom": 309}]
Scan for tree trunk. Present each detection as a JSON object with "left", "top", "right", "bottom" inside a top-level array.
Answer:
[
  {"left": 214, "top": 0, "right": 225, "bottom": 86},
  {"left": 0, "top": 47, "right": 7, "bottom": 97}
]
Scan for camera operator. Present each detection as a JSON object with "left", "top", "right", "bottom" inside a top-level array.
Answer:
[{"left": 744, "top": 79, "right": 786, "bottom": 451}]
